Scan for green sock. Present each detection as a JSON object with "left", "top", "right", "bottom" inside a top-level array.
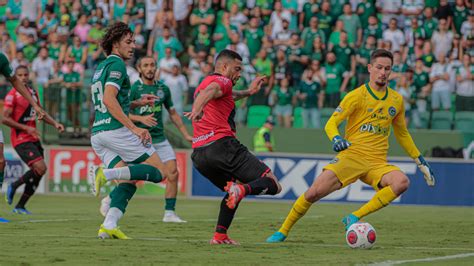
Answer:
[
  {"left": 0, "top": 171, "right": 3, "bottom": 188},
  {"left": 129, "top": 164, "right": 162, "bottom": 183},
  {"left": 110, "top": 183, "right": 137, "bottom": 213},
  {"left": 165, "top": 198, "right": 177, "bottom": 211}
]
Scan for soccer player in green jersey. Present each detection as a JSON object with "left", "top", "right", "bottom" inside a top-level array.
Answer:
[
  {"left": 88, "top": 22, "right": 169, "bottom": 239},
  {"left": 100, "top": 56, "right": 192, "bottom": 223},
  {"left": 0, "top": 52, "right": 46, "bottom": 223}
]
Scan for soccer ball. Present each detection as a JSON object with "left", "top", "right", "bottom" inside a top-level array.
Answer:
[{"left": 345, "top": 222, "right": 376, "bottom": 249}]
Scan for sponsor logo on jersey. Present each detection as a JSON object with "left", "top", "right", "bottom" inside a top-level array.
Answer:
[
  {"left": 370, "top": 112, "right": 389, "bottom": 121},
  {"left": 93, "top": 69, "right": 103, "bottom": 81},
  {"left": 110, "top": 71, "right": 122, "bottom": 79},
  {"left": 360, "top": 123, "right": 390, "bottom": 136},
  {"left": 335, "top": 106, "right": 343, "bottom": 113},
  {"left": 388, "top": 106, "right": 396, "bottom": 116},
  {"left": 192, "top": 131, "right": 215, "bottom": 144},
  {"left": 92, "top": 117, "right": 112, "bottom": 127},
  {"left": 329, "top": 157, "right": 339, "bottom": 164},
  {"left": 156, "top": 90, "right": 165, "bottom": 98}
]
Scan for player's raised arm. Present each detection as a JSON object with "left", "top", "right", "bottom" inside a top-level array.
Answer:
[
  {"left": 232, "top": 75, "right": 267, "bottom": 101},
  {"left": 324, "top": 91, "right": 359, "bottom": 152},
  {"left": 392, "top": 102, "right": 435, "bottom": 186},
  {"left": 184, "top": 82, "right": 223, "bottom": 122}
]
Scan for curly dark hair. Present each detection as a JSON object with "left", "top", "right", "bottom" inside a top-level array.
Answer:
[{"left": 100, "top": 22, "right": 133, "bottom": 56}]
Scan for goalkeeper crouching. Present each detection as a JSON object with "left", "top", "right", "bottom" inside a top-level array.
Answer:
[{"left": 266, "top": 49, "right": 435, "bottom": 243}]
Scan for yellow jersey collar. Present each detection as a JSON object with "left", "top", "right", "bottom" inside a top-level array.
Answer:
[{"left": 365, "top": 82, "right": 388, "bottom": 101}]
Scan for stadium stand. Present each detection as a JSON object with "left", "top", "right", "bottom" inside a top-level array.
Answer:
[{"left": 0, "top": 0, "right": 471, "bottom": 141}]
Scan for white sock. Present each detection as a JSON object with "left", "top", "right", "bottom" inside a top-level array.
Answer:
[
  {"left": 103, "top": 207, "right": 123, "bottom": 229},
  {"left": 103, "top": 167, "right": 131, "bottom": 181}
]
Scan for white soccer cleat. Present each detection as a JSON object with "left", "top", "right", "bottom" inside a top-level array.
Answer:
[
  {"left": 100, "top": 196, "right": 111, "bottom": 217},
  {"left": 162, "top": 210, "right": 187, "bottom": 223}
]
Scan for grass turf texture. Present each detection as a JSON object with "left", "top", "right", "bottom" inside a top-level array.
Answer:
[{"left": 0, "top": 194, "right": 473, "bottom": 265}]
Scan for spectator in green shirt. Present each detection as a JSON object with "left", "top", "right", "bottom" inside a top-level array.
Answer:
[
  {"left": 412, "top": 58, "right": 431, "bottom": 113},
  {"left": 272, "top": 77, "right": 296, "bottom": 128},
  {"left": 22, "top": 34, "right": 38, "bottom": 63},
  {"left": 452, "top": 0, "right": 469, "bottom": 35},
  {"left": 300, "top": 0, "right": 320, "bottom": 29},
  {"left": 213, "top": 12, "right": 239, "bottom": 54},
  {"left": 357, "top": 0, "right": 376, "bottom": 29},
  {"left": 305, "top": 36, "right": 326, "bottom": 64},
  {"left": 189, "top": 24, "right": 212, "bottom": 57},
  {"left": 356, "top": 35, "right": 376, "bottom": 84},
  {"left": 286, "top": 33, "right": 306, "bottom": 84},
  {"left": 244, "top": 16, "right": 265, "bottom": 59},
  {"left": 331, "top": 31, "right": 356, "bottom": 74},
  {"left": 86, "top": 18, "right": 105, "bottom": 68},
  {"left": 301, "top": 17, "right": 326, "bottom": 54},
  {"left": 329, "top": 20, "right": 355, "bottom": 50},
  {"left": 423, "top": 7, "right": 438, "bottom": 39},
  {"left": 60, "top": 59, "right": 83, "bottom": 135},
  {"left": 153, "top": 26, "right": 184, "bottom": 62},
  {"left": 317, "top": 1, "right": 334, "bottom": 42},
  {"left": 338, "top": 3, "right": 362, "bottom": 47},
  {"left": 324, "top": 51, "right": 349, "bottom": 108},
  {"left": 297, "top": 67, "right": 325, "bottom": 128},
  {"left": 190, "top": 0, "right": 215, "bottom": 35},
  {"left": 363, "top": 15, "right": 383, "bottom": 46}
]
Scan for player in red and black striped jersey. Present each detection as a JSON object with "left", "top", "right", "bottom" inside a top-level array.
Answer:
[
  {"left": 185, "top": 49, "right": 282, "bottom": 245},
  {"left": 3, "top": 66, "right": 64, "bottom": 214}
]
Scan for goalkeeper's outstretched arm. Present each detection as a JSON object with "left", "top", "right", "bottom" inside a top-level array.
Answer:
[{"left": 393, "top": 104, "right": 435, "bottom": 186}]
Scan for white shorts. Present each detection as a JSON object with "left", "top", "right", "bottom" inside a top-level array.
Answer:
[
  {"left": 0, "top": 131, "right": 3, "bottom": 143},
  {"left": 91, "top": 127, "right": 156, "bottom": 168},
  {"left": 153, "top": 139, "right": 176, "bottom": 163}
]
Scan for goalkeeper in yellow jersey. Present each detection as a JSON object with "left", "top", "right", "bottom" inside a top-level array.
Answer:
[{"left": 267, "top": 49, "right": 435, "bottom": 243}]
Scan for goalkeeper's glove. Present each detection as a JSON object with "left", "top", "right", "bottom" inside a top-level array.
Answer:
[
  {"left": 332, "top": 136, "right": 351, "bottom": 152},
  {"left": 414, "top": 155, "right": 435, "bottom": 186}
]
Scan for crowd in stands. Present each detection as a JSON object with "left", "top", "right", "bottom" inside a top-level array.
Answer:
[{"left": 0, "top": 0, "right": 472, "bottom": 132}]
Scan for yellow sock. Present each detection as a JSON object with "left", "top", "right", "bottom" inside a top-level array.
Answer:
[
  {"left": 353, "top": 186, "right": 397, "bottom": 219},
  {"left": 279, "top": 193, "right": 313, "bottom": 236}
]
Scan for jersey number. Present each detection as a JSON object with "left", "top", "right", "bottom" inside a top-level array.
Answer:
[{"left": 91, "top": 81, "right": 107, "bottom": 113}]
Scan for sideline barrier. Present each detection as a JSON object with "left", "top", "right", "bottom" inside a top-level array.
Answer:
[
  {"left": 46, "top": 146, "right": 188, "bottom": 195},
  {"left": 190, "top": 153, "right": 474, "bottom": 207},
  {"left": 2, "top": 146, "right": 46, "bottom": 194}
]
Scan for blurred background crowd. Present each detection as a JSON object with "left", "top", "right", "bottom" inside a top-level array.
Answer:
[{"left": 0, "top": 0, "right": 472, "bottom": 137}]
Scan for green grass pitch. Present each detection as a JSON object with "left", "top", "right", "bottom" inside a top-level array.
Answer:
[{"left": 1, "top": 194, "right": 473, "bottom": 265}]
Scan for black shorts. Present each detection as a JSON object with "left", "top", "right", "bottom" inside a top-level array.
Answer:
[
  {"left": 14, "top": 141, "right": 44, "bottom": 166},
  {"left": 191, "top": 137, "right": 270, "bottom": 191}
]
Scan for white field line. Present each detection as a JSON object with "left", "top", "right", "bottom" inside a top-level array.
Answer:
[
  {"left": 365, "top": 252, "right": 474, "bottom": 266},
  {"left": 18, "top": 218, "right": 94, "bottom": 223}
]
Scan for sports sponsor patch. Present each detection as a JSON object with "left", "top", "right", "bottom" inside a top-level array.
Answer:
[
  {"left": 4, "top": 94, "right": 13, "bottom": 104},
  {"left": 335, "top": 106, "right": 343, "bottom": 113},
  {"left": 156, "top": 90, "right": 165, "bottom": 98},
  {"left": 388, "top": 106, "right": 396, "bottom": 116},
  {"left": 110, "top": 71, "right": 122, "bottom": 79},
  {"left": 329, "top": 157, "right": 339, "bottom": 164}
]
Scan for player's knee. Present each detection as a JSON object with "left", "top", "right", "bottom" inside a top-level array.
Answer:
[
  {"left": 33, "top": 164, "right": 47, "bottom": 176},
  {"left": 305, "top": 186, "right": 325, "bottom": 203},
  {"left": 394, "top": 176, "right": 410, "bottom": 195},
  {"left": 167, "top": 168, "right": 178, "bottom": 183}
]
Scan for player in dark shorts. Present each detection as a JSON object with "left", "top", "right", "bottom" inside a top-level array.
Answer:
[
  {"left": 0, "top": 52, "right": 46, "bottom": 223},
  {"left": 3, "top": 66, "right": 64, "bottom": 214},
  {"left": 185, "top": 49, "right": 282, "bottom": 245}
]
